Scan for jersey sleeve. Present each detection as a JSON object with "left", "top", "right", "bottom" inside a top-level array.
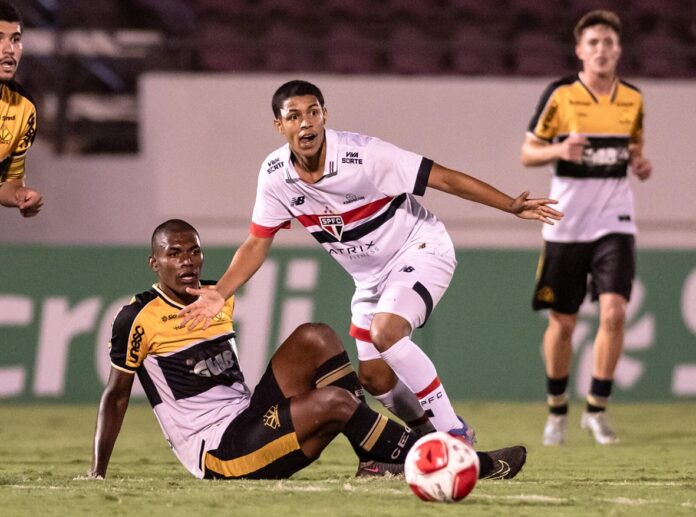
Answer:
[
  {"left": 365, "top": 137, "right": 433, "bottom": 196},
  {"left": 109, "top": 299, "right": 149, "bottom": 373},
  {"left": 631, "top": 98, "right": 644, "bottom": 143},
  {"left": 527, "top": 83, "right": 561, "bottom": 142},
  {"left": 250, "top": 165, "right": 292, "bottom": 237}
]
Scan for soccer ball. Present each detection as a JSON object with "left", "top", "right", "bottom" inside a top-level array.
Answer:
[{"left": 404, "top": 431, "right": 479, "bottom": 503}]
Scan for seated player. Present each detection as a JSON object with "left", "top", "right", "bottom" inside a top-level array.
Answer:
[{"left": 87, "top": 219, "right": 527, "bottom": 480}]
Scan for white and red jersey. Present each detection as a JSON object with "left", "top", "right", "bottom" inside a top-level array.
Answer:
[{"left": 251, "top": 129, "right": 449, "bottom": 287}]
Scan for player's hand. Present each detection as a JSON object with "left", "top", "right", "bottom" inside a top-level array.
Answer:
[
  {"left": 511, "top": 191, "right": 564, "bottom": 225},
  {"left": 558, "top": 133, "right": 588, "bottom": 163},
  {"left": 178, "top": 287, "right": 225, "bottom": 330},
  {"left": 15, "top": 186, "right": 43, "bottom": 217},
  {"left": 630, "top": 156, "right": 652, "bottom": 181}
]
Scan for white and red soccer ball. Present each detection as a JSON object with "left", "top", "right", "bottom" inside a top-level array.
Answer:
[{"left": 404, "top": 431, "right": 479, "bottom": 503}]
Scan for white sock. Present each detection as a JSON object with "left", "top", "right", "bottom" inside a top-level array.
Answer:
[
  {"left": 380, "top": 336, "right": 461, "bottom": 432},
  {"left": 373, "top": 378, "right": 436, "bottom": 435}
]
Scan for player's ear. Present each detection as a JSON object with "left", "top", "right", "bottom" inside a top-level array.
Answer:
[
  {"left": 148, "top": 255, "right": 158, "bottom": 272},
  {"left": 274, "top": 117, "right": 283, "bottom": 134},
  {"left": 322, "top": 106, "right": 327, "bottom": 122}
]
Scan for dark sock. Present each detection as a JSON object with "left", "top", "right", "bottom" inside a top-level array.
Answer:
[
  {"left": 314, "top": 351, "right": 366, "bottom": 402},
  {"left": 343, "top": 403, "right": 417, "bottom": 464},
  {"left": 586, "top": 377, "right": 613, "bottom": 413},
  {"left": 547, "top": 375, "right": 569, "bottom": 415}
]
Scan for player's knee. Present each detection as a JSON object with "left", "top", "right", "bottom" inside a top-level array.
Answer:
[
  {"left": 292, "top": 322, "right": 343, "bottom": 355},
  {"left": 599, "top": 304, "right": 626, "bottom": 332},
  {"left": 369, "top": 321, "right": 409, "bottom": 352},
  {"left": 316, "top": 386, "right": 359, "bottom": 423},
  {"left": 549, "top": 312, "right": 577, "bottom": 340}
]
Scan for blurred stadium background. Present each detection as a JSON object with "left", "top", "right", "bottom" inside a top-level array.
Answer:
[{"left": 0, "top": 0, "right": 694, "bottom": 404}]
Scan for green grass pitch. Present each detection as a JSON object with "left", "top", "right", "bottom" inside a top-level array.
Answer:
[{"left": 1, "top": 402, "right": 694, "bottom": 516}]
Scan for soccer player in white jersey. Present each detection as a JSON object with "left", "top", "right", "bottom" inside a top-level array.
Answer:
[
  {"left": 521, "top": 11, "right": 651, "bottom": 446},
  {"left": 180, "top": 80, "right": 562, "bottom": 443}
]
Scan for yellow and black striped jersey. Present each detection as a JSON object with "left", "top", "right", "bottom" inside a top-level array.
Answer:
[
  {"left": 0, "top": 81, "right": 37, "bottom": 184},
  {"left": 527, "top": 74, "right": 643, "bottom": 179},
  {"left": 109, "top": 282, "right": 252, "bottom": 478},
  {"left": 526, "top": 74, "right": 643, "bottom": 242}
]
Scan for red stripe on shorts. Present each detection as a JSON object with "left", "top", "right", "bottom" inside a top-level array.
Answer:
[{"left": 349, "top": 323, "right": 371, "bottom": 343}]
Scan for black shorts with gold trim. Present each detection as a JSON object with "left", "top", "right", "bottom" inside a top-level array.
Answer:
[
  {"left": 533, "top": 233, "right": 635, "bottom": 314},
  {"left": 203, "top": 364, "right": 311, "bottom": 479}
]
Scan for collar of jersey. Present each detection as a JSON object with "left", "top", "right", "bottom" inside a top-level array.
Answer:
[
  {"left": 151, "top": 283, "right": 186, "bottom": 309},
  {"left": 283, "top": 128, "right": 339, "bottom": 181}
]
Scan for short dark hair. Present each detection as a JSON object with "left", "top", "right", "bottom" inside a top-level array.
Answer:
[
  {"left": 574, "top": 10, "right": 622, "bottom": 42},
  {"left": 271, "top": 80, "right": 324, "bottom": 118},
  {"left": 151, "top": 219, "right": 198, "bottom": 254},
  {"left": 0, "top": 1, "right": 22, "bottom": 27}
]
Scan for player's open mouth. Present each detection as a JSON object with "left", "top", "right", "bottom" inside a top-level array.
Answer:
[
  {"left": 299, "top": 134, "right": 316, "bottom": 146},
  {"left": 0, "top": 59, "right": 15, "bottom": 72},
  {"left": 178, "top": 272, "right": 197, "bottom": 283}
]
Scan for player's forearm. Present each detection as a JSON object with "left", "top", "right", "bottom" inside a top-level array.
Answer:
[
  {"left": 90, "top": 388, "right": 130, "bottom": 478},
  {"left": 429, "top": 164, "right": 516, "bottom": 213},
  {"left": 520, "top": 141, "right": 561, "bottom": 166},
  {"left": 0, "top": 180, "right": 21, "bottom": 207},
  {"left": 215, "top": 235, "right": 272, "bottom": 299}
]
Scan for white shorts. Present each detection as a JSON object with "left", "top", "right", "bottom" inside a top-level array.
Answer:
[{"left": 349, "top": 238, "right": 457, "bottom": 361}]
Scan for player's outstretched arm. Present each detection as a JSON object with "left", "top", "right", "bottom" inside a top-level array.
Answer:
[
  {"left": 178, "top": 233, "right": 274, "bottom": 330},
  {"left": 427, "top": 162, "right": 563, "bottom": 224},
  {"left": 87, "top": 368, "right": 134, "bottom": 479},
  {"left": 0, "top": 179, "right": 43, "bottom": 216},
  {"left": 520, "top": 133, "right": 588, "bottom": 167}
]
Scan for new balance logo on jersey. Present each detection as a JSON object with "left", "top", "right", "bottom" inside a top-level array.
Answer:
[
  {"left": 319, "top": 215, "right": 344, "bottom": 240},
  {"left": 290, "top": 196, "right": 305, "bottom": 206}
]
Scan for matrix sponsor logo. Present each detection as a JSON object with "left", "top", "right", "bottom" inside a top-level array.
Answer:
[
  {"left": 319, "top": 215, "right": 344, "bottom": 240},
  {"left": 328, "top": 240, "right": 378, "bottom": 259},
  {"left": 343, "top": 193, "right": 365, "bottom": 205}
]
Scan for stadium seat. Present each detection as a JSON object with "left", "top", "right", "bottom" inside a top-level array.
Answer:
[
  {"left": 511, "top": 31, "right": 570, "bottom": 76},
  {"left": 262, "top": 22, "right": 319, "bottom": 72},
  {"left": 325, "top": 24, "right": 382, "bottom": 74},
  {"left": 198, "top": 21, "right": 258, "bottom": 71},
  {"left": 635, "top": 30, "right": 691, "bottom": 77},
  {"left": 449, "top": 0, "right": 506, "bottom": 22},
  {"left": 386, "top": 24, "right": 446, "bottom": 75},
  {"left": 450, "top": 25, "right": 509, "bottom": 75}
]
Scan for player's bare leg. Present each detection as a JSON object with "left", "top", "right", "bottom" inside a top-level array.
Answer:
[
  {"left": 581, "top": 293, "right": 626, "bottom": 444},
  {"left": 542, "top": 311, "right": 576, "bottom": 445}
]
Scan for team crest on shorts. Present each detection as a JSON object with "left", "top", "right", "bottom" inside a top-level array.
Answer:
[
  {"left": 263, "top": 405, "right": 281, "bottom": 429},
  {"left": 319, "top": 215, "right": 344, "bottom": 240}
]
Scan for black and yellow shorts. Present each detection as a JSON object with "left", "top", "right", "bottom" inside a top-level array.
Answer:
[
  {"left": 532, "top": 233, "right": 635, "bottom": 314},
  {"left": 203, "top": 364, "right": 312, "bottom": 479}
]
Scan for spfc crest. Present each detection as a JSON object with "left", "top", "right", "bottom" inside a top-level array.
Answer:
[{"left": 319, "top": 215, "right": 344, "bottom": 240}]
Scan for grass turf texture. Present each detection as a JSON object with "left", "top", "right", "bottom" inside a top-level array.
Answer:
[{"left": 0, "top": 402, "right": 694, "bottom": 516}]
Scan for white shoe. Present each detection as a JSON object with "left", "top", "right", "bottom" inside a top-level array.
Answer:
[
  {"left": 581, "top": 411, "right": 619, "bottom": 445},
  {"left": 543, "top": 414, "right": 567, "bottom": 446}
]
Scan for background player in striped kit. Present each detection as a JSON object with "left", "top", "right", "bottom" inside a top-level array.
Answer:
[
  {"left": 521, "top": 10, "right": 652, "bottom": 445},
  {"left": 0, "top": 1, "right": 42, "bottom": 218}
]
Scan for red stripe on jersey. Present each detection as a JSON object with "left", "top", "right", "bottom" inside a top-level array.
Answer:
[
  {"left": 296, "top": 196, "right": 394, "bottom": 229},
  {"left": 415, "top": 377, "right": 441, "bottom": 399},
  {"left": 349, "top": 323, "right": 372, "bottom": 343},
  {"left": 249, "top": 221, "right": 291, "bottom": 238}
]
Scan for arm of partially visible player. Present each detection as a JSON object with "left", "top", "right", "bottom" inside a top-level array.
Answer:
[
  {"left": 179, "top": 233, "right": 275, "bottom": 330},
  {"left": 427, "top": 162, "right": 563, "bottom": 224},
  {"left": 87, "top": 367, "right": 134, "bottom": 479},
  {"left": 520, "top": 133, "right": 588, "bottom": 167},
  {"left": 0, "top": 178, "right": 43, "bottom": 216},
  {"left": 628, "top": 140, "right": 652, "bottom": 181}
]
